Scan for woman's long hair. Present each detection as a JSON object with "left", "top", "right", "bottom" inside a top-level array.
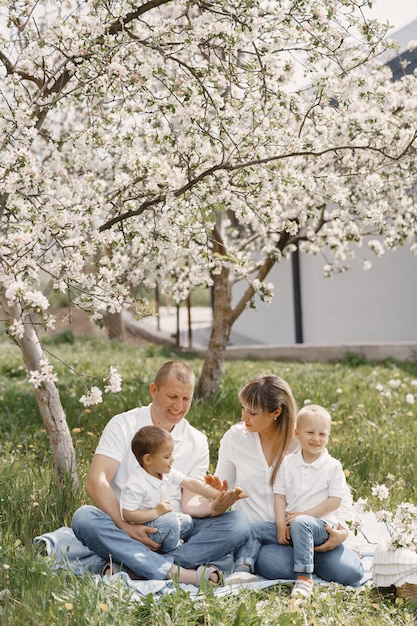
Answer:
[{"left": 239, "top": 374, "right": 298, "bottom": 485}]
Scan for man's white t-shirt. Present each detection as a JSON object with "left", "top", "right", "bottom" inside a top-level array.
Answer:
[
  {"left": 273, "top": 448, "right": 347, "bottom": 526},
  {"left": 120, "top": 463, "right": 186, "bottom": 519},
  {"left": 95, "top": 403, "right": 209, "bottom": 512}
]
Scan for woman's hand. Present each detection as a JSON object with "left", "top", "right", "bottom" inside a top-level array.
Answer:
[
  {"left": 207, "top": 487, "right": 249, "bottom": 517},
  {"left": 284, "top": 511, "right": 301, "bottom": 524},
  {"left": 314, "top": 524, "right": 348, "bottom": 552},
  {"left": 204, "top": 474, "right": 228, "bottom": 491}
]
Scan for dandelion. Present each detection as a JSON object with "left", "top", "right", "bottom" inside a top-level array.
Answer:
[{"left": 388, "top": 379, "right": 401, "bottom": 389}]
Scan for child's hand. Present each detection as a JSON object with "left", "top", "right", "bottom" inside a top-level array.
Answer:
[
  {"left": 285, "top": 511, "right": 301, "bottom": 524},
  {"left": 155, "top": 501, "right": 172, "bottom": 515},
  {"left": 277, "top": 528, "right": 290, "bottom": 545},
  {"left": 205, "top": 474, "right": 228, "bottom": 492}
]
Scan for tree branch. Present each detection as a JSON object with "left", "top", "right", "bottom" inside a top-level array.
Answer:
[{"left": 99, "top": 138, "right": 417, "bottom": 232}]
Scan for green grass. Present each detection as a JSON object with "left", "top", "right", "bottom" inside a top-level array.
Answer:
[{"left": 0, "top": 335, "right": 416, "bottom": 624}]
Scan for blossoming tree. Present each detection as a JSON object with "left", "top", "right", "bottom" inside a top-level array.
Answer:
[{"left": 2, "top": 0, "right": 417, "bottom": 481}]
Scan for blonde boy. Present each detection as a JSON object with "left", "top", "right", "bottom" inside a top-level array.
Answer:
[{"left": 274, "top": 404, "right": 347, "bottom": 601}]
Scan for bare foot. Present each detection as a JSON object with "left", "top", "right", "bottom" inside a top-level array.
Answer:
[
  {"left": 168, "top": 564, "right": 198, "bottom": 585},
  {"left": 167, "top": 564, "right": 221, "bottom": 586}
]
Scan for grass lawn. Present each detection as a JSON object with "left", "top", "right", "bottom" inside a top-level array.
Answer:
[{"left": 0, "top": 334, "right": 416, "bottom": 625}]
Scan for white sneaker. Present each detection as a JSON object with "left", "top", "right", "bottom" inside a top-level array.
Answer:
[{"left": 224, "top": 571, "right": 259, "bottom": 586}]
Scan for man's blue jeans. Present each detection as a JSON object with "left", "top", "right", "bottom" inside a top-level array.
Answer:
[{"left": 72, "top": 504, "right": 250, "bottom": 580}]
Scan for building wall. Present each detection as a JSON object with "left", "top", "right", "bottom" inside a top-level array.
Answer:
[{"left": 232, "top": 247, "right": 417, "bottom": 345}]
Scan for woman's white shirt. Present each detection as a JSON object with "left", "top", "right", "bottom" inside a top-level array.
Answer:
[
  {"left": 215, "top": 422, "right": 353, "bottom": 525},
  {"left": 215, "top": 422, "right": 277, "bottom": 522}
]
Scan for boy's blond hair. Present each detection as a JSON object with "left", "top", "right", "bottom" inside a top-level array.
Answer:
[{"left": 297, "top": 404, "right": 332, "bottom": 429}]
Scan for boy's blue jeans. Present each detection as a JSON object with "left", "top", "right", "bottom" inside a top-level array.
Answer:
[{"left": 143, "top": 511, "right": 194, "bottom": 553}]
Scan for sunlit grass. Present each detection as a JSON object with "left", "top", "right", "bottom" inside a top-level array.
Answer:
[{"left": 0, "top": 336, "right": 416, "bottom": 624}]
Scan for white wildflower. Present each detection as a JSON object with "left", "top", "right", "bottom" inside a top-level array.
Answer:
[
  {"left": 371, "top": 484, "right": 389, "bottom": 501},
  {"left": 406, "top": 393, "right": 414, "bottom": 404},
  {"left": 354, "top": 497, "right": 368, "bottom": 514}
]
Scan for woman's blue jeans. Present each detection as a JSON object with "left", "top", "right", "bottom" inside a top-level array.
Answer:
[{"left": 233, "top": 519, "right": 364, "bottom": 586}]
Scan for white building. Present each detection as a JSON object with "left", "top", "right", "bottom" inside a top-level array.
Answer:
[{"left": 233, "top": 20, "right": 417, "bottom": 347}]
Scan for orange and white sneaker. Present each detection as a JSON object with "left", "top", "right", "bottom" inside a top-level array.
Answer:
[{"left": 290, "top": 575, "right": 313, "bottom": 605}]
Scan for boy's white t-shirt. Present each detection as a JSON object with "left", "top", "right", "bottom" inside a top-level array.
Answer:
[
  {"left": 273, "top": 448, "right": 347, "bottom": 526},
  {"left": 120, "top": 463, "right": 186, "bottom": 519},
  {"left": 215, "top": 422, "right": 353, "bottom": 525},
  {"left": 95, "top": 404, "right": 209, "bottom": 511}
]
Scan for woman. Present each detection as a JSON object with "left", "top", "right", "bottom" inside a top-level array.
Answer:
[{"left": 211, "top": 374, "right": 363, "bottom": 586}]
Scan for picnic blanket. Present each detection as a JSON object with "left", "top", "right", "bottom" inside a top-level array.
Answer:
[{"left": 34, "top": 513, "right": 389, "bottom": 600}]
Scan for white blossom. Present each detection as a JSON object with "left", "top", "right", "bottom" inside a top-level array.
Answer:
[
  {"left": 372, "top": 484, "right": 389, "bottom": 501},
  {"left": 8, "top": 319, "right": 25, "bottom": 339},
  {"left": 79, "top": 387, "right": 103, "bottom": 406},
  {"left": 28, "top": 359, "right": 58, "bottom": 389},
  {"left": 104, "top": 366, "right": 123, "bottom": 394},
  {"left": 1, "top": 0, "right": 417, "bottom": 411}
]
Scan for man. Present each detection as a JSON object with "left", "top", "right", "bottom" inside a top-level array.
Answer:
[{"left": 72, "top": 361, "right": 250, "bottom": 585}]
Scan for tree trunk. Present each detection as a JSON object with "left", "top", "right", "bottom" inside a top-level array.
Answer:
[
  {"left": 196, "top": 247, "right": 278, "bottom": 398},
  {"left": 0, "top": 293, "right": 78, "bottom": 488},
  {"left": 102, "top": 310, "right": 126, "bottom": 341},
  {"left": 196, "top": 266, "right": 233, "bottom": 398}
]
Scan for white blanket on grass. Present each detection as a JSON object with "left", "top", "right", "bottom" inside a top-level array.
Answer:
[{"left": 34, "top": 514, "right": 390, "bottom": 600}]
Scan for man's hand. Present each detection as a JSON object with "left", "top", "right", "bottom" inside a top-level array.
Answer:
[
  {"left": 207, "top": 487, "right": 248, "bottom": 517},
  {"left": 120, "top": 520, "right": 162, "bottom": 551},
  {"left": 314, "top": 524, "right": 348, "bottom": 553}
]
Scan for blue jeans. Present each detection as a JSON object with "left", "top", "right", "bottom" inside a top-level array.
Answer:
[
  {"left": 254, "top": 527, "right": 364, "bottom": 586},
  {"left": 290, "top": 515, "right": 330, "bottom": 574},
  {"left": 145, "top": 511, "right": 194, "bottom": 553},
  {"left": 72, "top": 505, "right": 250, "bottom": 580},
  {"left": 233, "top": 520, "right": 277, "bottom": 572}
]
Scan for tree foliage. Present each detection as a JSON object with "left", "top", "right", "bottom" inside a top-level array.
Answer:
[{"left": 1, "top": 0, "right": 417, "bottom": 475}]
